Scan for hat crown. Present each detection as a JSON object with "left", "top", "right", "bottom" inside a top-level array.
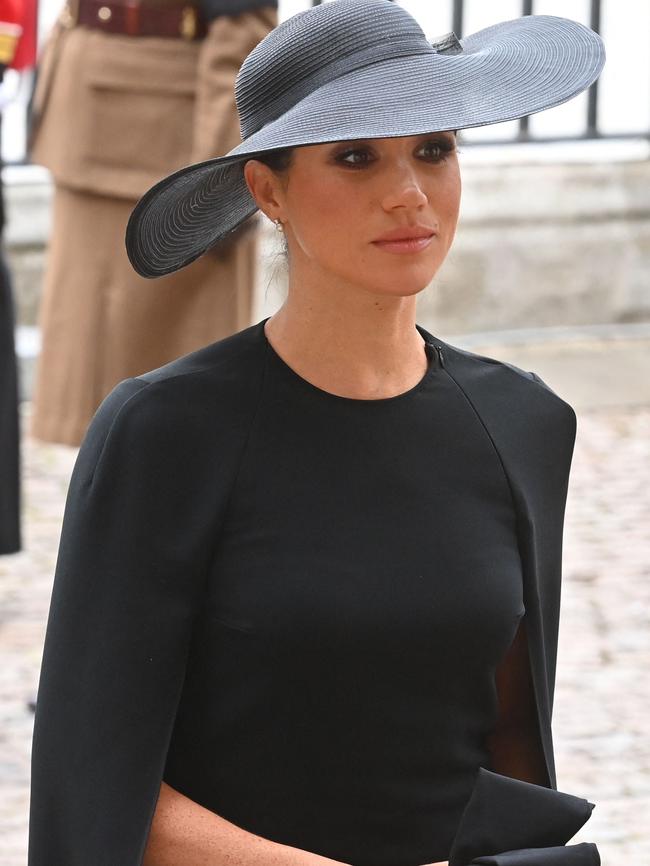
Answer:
[{"left": 235, "top": 0, "right": 430, "bottom": 140}]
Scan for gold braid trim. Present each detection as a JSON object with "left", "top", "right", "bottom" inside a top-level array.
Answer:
[{"left": 0, "top": 24, "right": 22, "bottom": 65}]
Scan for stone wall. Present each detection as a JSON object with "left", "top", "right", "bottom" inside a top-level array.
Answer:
[
  {"left": 5, "top": 154, "right": 650, "bottom": 403},
  {"left": 417, "top": 157, "right": 650, "bottom": 333}
]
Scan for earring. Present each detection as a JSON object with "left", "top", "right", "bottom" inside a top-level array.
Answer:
[{"left": 274, "top": 219, "right": 284, "bottom": 232}]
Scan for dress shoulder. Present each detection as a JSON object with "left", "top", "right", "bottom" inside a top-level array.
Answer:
[
  {"left": 437, "top": 338, "right": 577, "bottom": 436},
  {"left": 81, "top": 319, "right": 267, "bottom": 473}
]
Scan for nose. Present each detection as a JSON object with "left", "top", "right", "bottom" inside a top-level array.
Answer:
[{"left": 381, "top": 163, "right": 428, "bottom": 212}]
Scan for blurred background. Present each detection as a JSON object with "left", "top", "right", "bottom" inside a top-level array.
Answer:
[
  {"left": 7, "top": 0, "right": 650, "bottom": 408},
  {"left": 1, "top": 0, "right": 649, "bottom": 864}
]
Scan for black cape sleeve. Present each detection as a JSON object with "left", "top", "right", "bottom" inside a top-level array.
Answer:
[
  {"left": 448, "top": 768, "right": 600, "bottom": 866},
  {"left": 27, "top": 375, "right": 241, "bottom": 865},
  {"left": 435, "top": 336, "right": 578, "bottom": 790}
]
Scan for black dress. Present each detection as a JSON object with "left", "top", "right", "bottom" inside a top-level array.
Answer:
[
  {"left": 165, "top": 326, "right": 525, "bottom": 865},
  {"left": 29, "top": 317, "right": 577, "bottom": 866}
]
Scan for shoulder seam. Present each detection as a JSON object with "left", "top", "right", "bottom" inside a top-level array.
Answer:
[
  {"left": 134, "top": 328, "right": 260, "bottom": 390},
  {"left": 201, "top": 339, "right": 272, "bottom": 574},
  {"left": 133, "top": 364, "right": 225, "bottom": 386},
  {"left": 440, "top": 363, "right": 521, "bottom": 530},
  {"left": 436, "top": 339, "right": 534, "bottom": 380},
  {"left": 180, "top": 339, "right": 271, "bottom": 643},
  {"left": 90, "top": 378, "right": 152, "bottom": 485},
  {"left": 133, "top": 356, "right": 235, "bottom": 390}
]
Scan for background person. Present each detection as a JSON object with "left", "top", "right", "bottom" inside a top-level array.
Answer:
[
  {"left": 0, "top": 0, "right": 36, "bottom": 554},
  {"left": 27, "top": 0, "right": 277, "bottom": 446}
]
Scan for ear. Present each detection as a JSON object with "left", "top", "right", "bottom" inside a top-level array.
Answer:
[{"left": 243, "top": 159, "right": 285, "bottom": 223}]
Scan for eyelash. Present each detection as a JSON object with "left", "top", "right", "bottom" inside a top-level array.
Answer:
[{"left": 335, "top": 140, "right": 458, "bottom": 168}]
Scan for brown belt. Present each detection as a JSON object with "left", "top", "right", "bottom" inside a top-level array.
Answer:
[{"left": 60, "top": 0, "right": 207, "bottom": 40}]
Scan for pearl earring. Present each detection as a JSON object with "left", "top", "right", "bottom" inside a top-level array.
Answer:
[{"left": 274, "top": 219, "right": 284, "bottom": 232}]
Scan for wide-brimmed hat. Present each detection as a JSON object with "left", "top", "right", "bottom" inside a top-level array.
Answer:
[{"left": 125, "top": 0, "right": 605, "bottom": 278}]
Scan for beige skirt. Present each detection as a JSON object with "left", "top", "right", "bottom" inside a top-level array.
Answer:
[{"left": 31, "top": 183, "right": 258, "bottom": 447}]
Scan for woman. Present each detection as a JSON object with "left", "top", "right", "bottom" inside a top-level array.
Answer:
[{"left": 28, "top": 2, "right": 605, "bottom": 865}]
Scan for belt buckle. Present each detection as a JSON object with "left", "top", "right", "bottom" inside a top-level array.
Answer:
[{"left": 180, "top": 6, "right": 197, "bottom": 40}]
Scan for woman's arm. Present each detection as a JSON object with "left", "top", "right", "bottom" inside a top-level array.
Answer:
[
  {"left": 486, "top": 617, "right": 548, "bottom": 785},
  {"left": 143, "top": 782, "right": 350, "bottom": 866},
  {"left": 143, "top": 784, "right": 450, "bottom": 866}
]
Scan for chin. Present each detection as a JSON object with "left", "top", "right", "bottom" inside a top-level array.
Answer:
[
  {"left": 371, "top": 264, "right": 441, "bottom": 296},
  {"left": 326, "top": 255, "right": 441, "bottom": 297},
  {"left": 358, "top": 276, "right": 434, "bottom": 299}
]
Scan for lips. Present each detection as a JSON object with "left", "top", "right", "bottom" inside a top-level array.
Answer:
[
  {"left": 371, "top": 226, "right": 437, "bottom": 254},
  {"left": 373, "top": 226, "right": 436, "bottom": 243}
]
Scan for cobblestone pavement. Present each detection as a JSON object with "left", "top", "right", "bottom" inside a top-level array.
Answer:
[{"left": 1, "top": 405, "right": 648, "bottom": 865}]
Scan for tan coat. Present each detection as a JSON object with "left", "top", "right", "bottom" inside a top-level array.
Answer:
[{"left": 29, "top": 6, "right": 277, "bottom": 446}]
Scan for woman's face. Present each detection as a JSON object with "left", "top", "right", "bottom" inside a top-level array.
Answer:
[{"left": 248, "top": 132, "right": 461, "bottom": 298}]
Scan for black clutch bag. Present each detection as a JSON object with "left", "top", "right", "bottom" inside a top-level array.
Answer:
[{"left": 448, "top": 768, "right": 600, "bottom": 866}]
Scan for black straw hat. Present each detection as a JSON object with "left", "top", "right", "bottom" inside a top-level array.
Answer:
[{"left": 125, "top": 0, "right": 605, "bottom": 278}]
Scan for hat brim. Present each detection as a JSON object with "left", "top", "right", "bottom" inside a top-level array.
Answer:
[{"left": 126, "top": 14, "right": 605, "bottom": 278}]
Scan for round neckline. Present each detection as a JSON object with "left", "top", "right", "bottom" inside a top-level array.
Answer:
[{"left": 260, "top": 316, "right": 440, "bottom": 406}]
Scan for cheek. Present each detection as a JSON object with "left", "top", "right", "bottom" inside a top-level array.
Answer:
[
  {"left": 420, "top": 176, "right": 460, "bottom": 262},
  {"left": 427, "top": 166, "right": 460, "bottom": 218},
  {"left": 440, "top": 168, "right": 462, "bottom": 232},
  {"left": 289, "top": 177, "right": 362, "bottom": 257}
]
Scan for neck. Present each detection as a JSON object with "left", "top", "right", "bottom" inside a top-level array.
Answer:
[{"left": 263, "top": 276, "right": 431, "bottom": 401}]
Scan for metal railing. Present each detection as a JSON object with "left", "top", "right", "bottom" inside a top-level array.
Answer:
[
  {"left": 1, "top": 0, "right": 647, "bottom": 165},
  {"left": 310, "top": 0, "right": 646, "bottom": 146}
]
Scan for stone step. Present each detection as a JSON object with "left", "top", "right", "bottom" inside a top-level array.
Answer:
[{"left": 15, "top": 322, "right": 650, "bottom": 411}]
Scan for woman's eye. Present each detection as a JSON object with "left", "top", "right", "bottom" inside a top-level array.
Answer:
[
  {"left": 334, "top": 140, "right": 455, "bottom": 168},
  {"left": 418, "top": 140, "right": 452, "bottom": 161},
  {"left": 336, "top": 148, "right": 373, "bottom": 167}
]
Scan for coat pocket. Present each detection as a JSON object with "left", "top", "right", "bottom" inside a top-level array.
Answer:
[{"left": 82, "top": 32, "right": 199, "bottom": 181}]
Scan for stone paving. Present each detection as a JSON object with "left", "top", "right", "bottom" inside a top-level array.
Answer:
[{"left": 1, "top": 404, "right": 649, "bottom": 865}]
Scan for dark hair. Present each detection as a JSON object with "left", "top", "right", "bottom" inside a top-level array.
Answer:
[{"left": 253, "top": 146, "right": 295, "bottom": 174}]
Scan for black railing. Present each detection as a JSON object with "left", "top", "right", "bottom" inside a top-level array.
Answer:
[
  {"left": 586, "top": 0, "right": 602, "bottom": 138},
  {"left": 2, "top": 0, "right": 645, "bottom": 165},
  {"left": 311, "top": 0, "right": 640, "bottom": 145}
]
